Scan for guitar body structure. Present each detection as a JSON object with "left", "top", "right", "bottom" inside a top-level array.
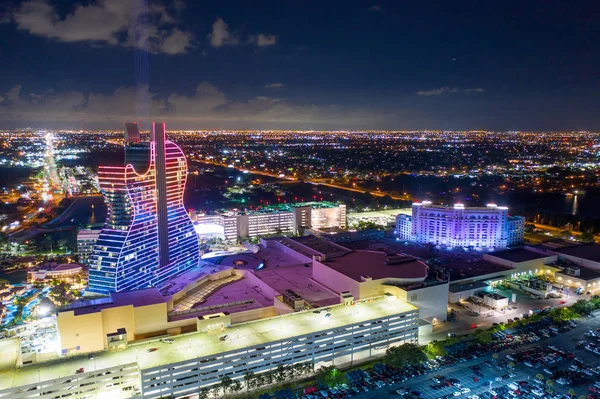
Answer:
[{"left": 88, "top": 122, "right": 200, "bottom": 295}]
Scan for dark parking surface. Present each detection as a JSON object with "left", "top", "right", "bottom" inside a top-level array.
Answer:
[{"left": 351, "top": 315, "right": 600, "bottom": 399}]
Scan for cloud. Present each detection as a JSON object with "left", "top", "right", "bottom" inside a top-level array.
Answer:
[
  {"left": 463, "top": 88, "right": 485, "bottom": 93},
  {"left": 209, "top": 18, "right": 239, "bottom": 47},
  {"left": 252, "top": 34, "right": 277, "bottom": 47},
  {"left": 265, "top": 83, "right": 284, "bottom": 89},
  {"left": 368, "top": 5, "right": 384, "bottom": 13},
  {"left": 0, "top": 83, "right": 373, "bottom": 128},
  {"left": 416, "top": 87, "right": 459, "bottom": 96},
  {"left": 12, "top": 0, "right": 193, "bottom": 55},
  {"left": 210, "top": 18, "right": 276, "bottom": 48},
  {"left": 416, "top": 87, "right": 485, "bottom": 96}
]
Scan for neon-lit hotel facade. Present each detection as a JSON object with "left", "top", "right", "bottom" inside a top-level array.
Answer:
[
  {"left": 88, "top": 123, "right": 199, "bottom": 295},
  {"left": 396, "top": 201, "right": 524, "bottom": 249}
]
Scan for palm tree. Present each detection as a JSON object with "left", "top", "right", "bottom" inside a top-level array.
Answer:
[
  {"left": 567, "top": 388, "right": 576, "bottom": 398},
  {"left": 253, "top": 373, "right": 264, "bottom": 388},
  {"left": 293, "top": 363, "right": 305, "bottom": 378},
  {"left": 535, "top": 373, "right": 544, "bottom": 381},
  {"left": 263, "top": 371, "right": 273, "bottom": 385},
  {"left": 210, "top": 385, "right": 222, "bottom": 398},
  {"left": 508, "top": 361, "right": 515, "bottom": 369},
  {"left": 492, "top": 353, "right": 499, "bottom": 362},
  {"left": 546, "top": 379, "right": 553, "bottom": 389},
  {"left": 274, "top": 364, "right": 286, "bottom": 384},
  {"left": 197, "top": 387, "right": 210, "bottom": 399},
  {"left": 220, "top": 376, "right": 233, "bottom": 398},
  {"left": 243, "top": 371, "right": 255, "bottom": 394},
  {"left": 228, "top": 380, "right": 242, "bottom": 396}
]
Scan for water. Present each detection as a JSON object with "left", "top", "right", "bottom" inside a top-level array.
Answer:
[
  {"left": 500, "top": 190, "right": 600, "bottom": 218},
  {"left": 0, "top": 270, "right": 27, "bottom": 284},
  {"left": 44, "top": 196, "right": 106, "bottom": 228}
]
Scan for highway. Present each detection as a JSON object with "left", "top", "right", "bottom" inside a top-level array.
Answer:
[
  {"left": 531, "top": 223, "right": 599, "bottom": 241},
  {"left": 193, "top": 159, "right": 411, "bottom": 201}
]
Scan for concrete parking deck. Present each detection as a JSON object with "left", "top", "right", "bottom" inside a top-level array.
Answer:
[{"left": 0, "top": 296, "right": 416, "bottom": 391}]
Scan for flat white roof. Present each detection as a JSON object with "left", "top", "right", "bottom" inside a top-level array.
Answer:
[{"left": 0, "top": 296, "right": 416, "bottom": 390}]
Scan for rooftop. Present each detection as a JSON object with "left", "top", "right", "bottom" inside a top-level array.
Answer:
[
  {"left": 413, "top": 202, "right": 509, "bottom": 211},
  {"left": 449, "top": 280, "right": 489, "bottom": 293},
  {"left": 442, "top": 259, "right": 513, "bottom": 282},
  {"left": 77, "top": 229, "right": 101, "bottom": 238},
  {"left": 51, "top": 263, "right": 82, "bottom": 272},
  {"left": 159, "top": 262, "right": 229, "bottom": 297},
  {"left": 324, "top": 250, "right": 429, "bottom": 282},
  {"left": 291, "top": 235, "right": 351, "bottom": 258},
  {"left": 1, "top": 296, "right": 417, "bottom": 390},
  {"left": 486, "top": 248, "right": 550, "bottom": 263},
  {"left": 536, "top": 239, "right": 581, "bottom": 250},
  {"left": 210, "top": 201, "right": 342, "bottom": 217},
  {"left": 265, "top": 236, "right": 325, "bottom": 259},
  {"left": 64, "top": 288, "right": 166, "bottom": 316},
  {"left": 551, "top": 243, "right": 600, "bottom": 263},
  {"left": 254, "top": 264, "right": 340, "bottom": 308},
  {"left": 556, "top": 266, "right": 600, "bottom": 281}
]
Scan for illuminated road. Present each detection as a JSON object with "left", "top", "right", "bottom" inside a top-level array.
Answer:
[
  {"left": 193, "top": 159, "right": 411, "bottom": 201},
  {"left": 306, "top": 180, "right": 411, "bottom": 201},
  {"left": 532, "top": 223, "right": 599, "bottom": 241}
]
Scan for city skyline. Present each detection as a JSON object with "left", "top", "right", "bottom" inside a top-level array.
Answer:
[
  {"left": 0, "top": 2, "right": 600, "bottom": 398},
  {"left": 0, "top": 1, "right": 598, "bottom": 130}
]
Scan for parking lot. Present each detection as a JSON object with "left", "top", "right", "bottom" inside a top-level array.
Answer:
[
  {"left": 423, "top": 284, "right": 587, "bottom": 344},
  {"left": 349, "top": 314, "right": 600, "bottom": 399}
]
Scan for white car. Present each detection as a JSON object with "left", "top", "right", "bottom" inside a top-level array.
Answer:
[
  {"left": 453, "top": 392, "right": 462, "bottom": 397},
  {"left": 160, "top": 338, "right": 174, "bottom": 344},
  {"left": 495, "top": 377, "right": 503, "bottom": 382},
  {"left": 532, "top": 389, "right": 544, "bottom": 397},
  {"left": 460, "top": 388, "right": 471, "bottom": 394}
]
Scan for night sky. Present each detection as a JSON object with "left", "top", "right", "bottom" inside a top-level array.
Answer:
[{"left": 0, "top": 0, "right": 598, "bottom": 130}]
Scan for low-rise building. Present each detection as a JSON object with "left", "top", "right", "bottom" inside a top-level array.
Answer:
[
  {"left": 321, "top": 228, "right": 385, "bottom": 243},
  {"left": 192, "top": 202, "right": 347, "bottom": 241},
  {"left": 548, "top": 243, "right": 600, "bottom": 270},
  {"left": 448, "top": 281, "right": 489, "bottom": 303},
  {"left": 27, "top": 263, "right": 82, "bottom": 282},
  {"left": 555, "top": 265, "right": 600, "bottom": 293}
]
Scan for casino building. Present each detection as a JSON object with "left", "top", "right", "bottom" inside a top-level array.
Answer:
[
  {"left": 87, "top": 123, "right": 200, "bottom": 295},
  {"left": 396, "top": 201, "right": 525, "bottom": 249}
]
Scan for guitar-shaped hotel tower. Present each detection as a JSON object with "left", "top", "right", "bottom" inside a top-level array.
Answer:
[{"left": 88, "top": 122, "right": 200, "bottom": 295}]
